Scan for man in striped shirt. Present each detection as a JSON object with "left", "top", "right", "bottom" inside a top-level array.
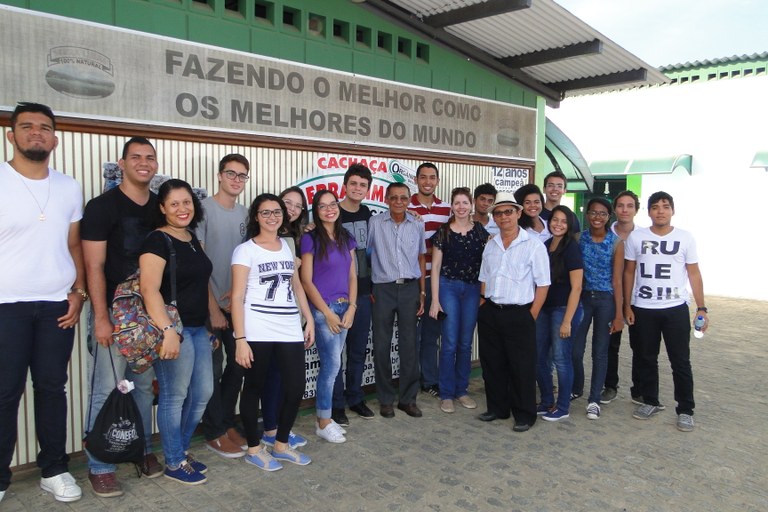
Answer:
[{"left": 407, "top": 163, "right": 451, "bottom": 398}]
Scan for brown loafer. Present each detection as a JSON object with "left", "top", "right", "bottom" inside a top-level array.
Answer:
[
  {"left": 397, "top": 402, "right": 423, "bottom": 417},
  {"left": 380, "top": 404, "right": 395, "bottom": 418}
]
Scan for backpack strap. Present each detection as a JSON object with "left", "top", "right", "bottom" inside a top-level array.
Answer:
[
  {"left": 161, "top": 232, "right": 178, "bottom": 306},
  {"left": 84, "top": 343, "right": 120, "bottom": 434}
]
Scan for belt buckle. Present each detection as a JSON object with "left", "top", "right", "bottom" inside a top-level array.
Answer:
[{"left": 395, "top": 278, "right": 405, "bottom": 284}]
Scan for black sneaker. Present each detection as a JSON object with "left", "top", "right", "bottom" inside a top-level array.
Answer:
[
  {"left": 422, "top": 384, "right": 440, "bottom": 398},
  {"left": 600, "top": 387, "right": 618, "bottom": 404},
  {"left": 331, "top": 408, "right": 350, "bottom": 427},
  {"left": 349, "top": 401, "right": 375, "bottom": 419}
]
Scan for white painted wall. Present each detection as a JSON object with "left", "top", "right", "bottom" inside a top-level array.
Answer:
[{"left": 548, "top": 74, "right": 768, "bottom": 300}]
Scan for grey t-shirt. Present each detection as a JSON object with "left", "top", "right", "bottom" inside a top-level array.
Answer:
[{"left": 196, "top": 195, "right": 248, "bottom": 308}]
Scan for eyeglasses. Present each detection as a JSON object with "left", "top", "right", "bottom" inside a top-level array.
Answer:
[
  {"left": 222, "top": 170, "right": 250, "bottom": 182},
  {"left": 316, "top": 201, "right": 339, "bottom": 212},
  {"left": 587, "top": 211, "right": 609, "bottom": 218},
  {"left": 257, "top": 209, "right": 283, "bottom": 218},
  {"left": 492, "top": 208, "right": 519, "bottom": 217},
  {"left": 545, "top": 183, "right": 565, "bottom": 190},
  {"left": 283, "top": 199, "right": 303, "bottom": 211}
]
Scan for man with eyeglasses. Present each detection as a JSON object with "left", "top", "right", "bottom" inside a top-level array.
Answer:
[
  {"left": 541, "top": 171, "right": 580, "bottom": 231},
  {"left": 407, "top": 162, "right": 451, "bottom": 399},
  {"left": 477, "top": 192, "right": 550, "bottom": 433},
  {"left": 196, "top": 154, "right": 250, "bottom": 458},
  {"left": 368, "top": 182, "right": 427, "bottom": 418}
]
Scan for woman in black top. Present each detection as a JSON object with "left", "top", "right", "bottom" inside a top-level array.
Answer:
[
  {"left": 535, "top": 205, "right": 583, "bottom": 423},
  {"left": 140, "top": 179, "right": 213, "bottom": 485}
]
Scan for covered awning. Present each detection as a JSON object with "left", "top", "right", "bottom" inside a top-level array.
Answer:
[
  {"left": 356, "top": 0, "right": 668, "bottom": 106},
  {"left": 543, "top": 118, "right": 593, "bottom": 192},
  {"left": 750, "top": 151, "right": 768, "bottom": 169},
  {"left": 589, "top": 155, "right": 693, "bottom": 177}
]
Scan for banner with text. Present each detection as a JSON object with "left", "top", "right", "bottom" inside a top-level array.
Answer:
[{"left": 0, "top": 6, "right": 537, "bottom": 160}]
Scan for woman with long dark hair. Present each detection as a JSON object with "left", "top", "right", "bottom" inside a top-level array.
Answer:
[
  {"left": 572, "top": 197, "right": 624, "bottom": 421},
  {"left": 428, "top": 187, "right": 489, "bottom": 413},
  {"left": 232, "top": 194, "right": 314, "bottom": 471},
  {"left": 535, "top": 205, "right": 583, "bottom": 422},
  {"left": 139, "top": 179, "right": 213, "bottom": 485},
  {"left": 300, "top": 189, "right": 357, "bottom": 442},
  {"left": 514, "top": 184, "right": 551, "bottom": 243},
  {"left": 258, "top": 187, "right": 310, "bottom": 451}
]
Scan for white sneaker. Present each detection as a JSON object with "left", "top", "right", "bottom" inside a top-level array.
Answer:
[
  {"left": 316, "top": 422, "right": 346, "bottom": 443},
  {"left": 0, "top": 489, "right": 5, "bottom": 503},
  {"left": 330, "top": 419, "right": 347, "bottom": 435},
  {"left": 586, "top": 402, "right": 601, "bottom": 420},
  {"left": 40, "top": 472, "right": 82, "bottom": 502}
]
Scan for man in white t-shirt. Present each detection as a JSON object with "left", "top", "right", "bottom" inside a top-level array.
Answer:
[
  {"left": 0, "top": 102, "right": 86, "bottom": 503},
  {"left": 623, "top": 191, "right": 709, "bottom": 432}
]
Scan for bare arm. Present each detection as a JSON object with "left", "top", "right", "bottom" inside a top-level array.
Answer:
[
  {"left": 530, "top": 285, "right": 549, "bottom": 321},
  {"left": 230, "top": 264, "right": 254, "bottom": 368},
  {"left": 59, "top": 222, "right": 87, "bottom": 328},
  {"left": 82, "top": 239, "right": 114, "bottom": 344},
  {"left": 687, "top": 262, "right": 709, "bottom": 332},
  {"left": 429, "top": 247, "right": 443, "bottom": 319},
  {"left": 610, "top": 241, "right": 625, "bottom": 333},
  {"left": 293, "top": 267, "right": 315, "bottom": 348},
  {"left": 417, "top": 253, "right": 426, "bottom": 317},
  {"left": 560, "top": 269, "right": 583, "bottom": 338},
  {"left": 139, "top": 252, "right": 181, "bottom": 359},
  {"left": 623, "top": 259, "right": 636, "bottom": 325},
  {"left": 341, "top": 252, "right": 358, "bottom": 329}
]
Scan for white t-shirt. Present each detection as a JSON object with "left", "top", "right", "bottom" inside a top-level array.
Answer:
[
  {"left": 231, "top": 238, "right": 304, "bottom": 342},
  {"left": 624, "top": 226, "right": 698, "bottom": 309},
  {"left": 0, "top": 163, "right": 82, "bottom": 303}
]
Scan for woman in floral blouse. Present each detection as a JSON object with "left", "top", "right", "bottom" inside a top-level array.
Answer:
[{"left": 429, "top": 187, "right": 490, "bottom": 413}]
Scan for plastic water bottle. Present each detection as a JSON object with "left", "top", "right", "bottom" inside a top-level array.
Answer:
[{"left": 693, "top": 315, "right": 705, "bottom": 339}]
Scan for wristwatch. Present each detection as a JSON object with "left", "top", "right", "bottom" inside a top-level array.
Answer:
[
  {"left": 71, "top": 287, "right": 89, "bottom": 301},
  {"left": 696, "top": 306, "right": 708, "bottom": 313}
]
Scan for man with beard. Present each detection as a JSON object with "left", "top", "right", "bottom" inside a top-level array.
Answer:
[
  {"left": 407, "top": 163, "right": 450, "bottom": 398},
  {"left": 0, "top": 102, "right": 86, "bottom": 503}
]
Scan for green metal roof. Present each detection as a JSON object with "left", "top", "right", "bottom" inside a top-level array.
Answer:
[
  {"left": 751, "top": 151, "right": 768, "bottom": 168},
  {"left": 590, "top": 154, "right": 692, "bottom": 177},
  {"left": 543, "top": 118, "right": 593, "bottom": 192}
]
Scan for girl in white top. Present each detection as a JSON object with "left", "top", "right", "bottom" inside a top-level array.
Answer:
[
  {"left": 231, "top": 193, "right": 314, "bottom": 471},
  {"left": 515, "top": 184, "right": 551, "bottom": 243}
]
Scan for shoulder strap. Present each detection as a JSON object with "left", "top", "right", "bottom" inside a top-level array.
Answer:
[{"left": 161, "top": 232, "right": 178, "bottom": 305}]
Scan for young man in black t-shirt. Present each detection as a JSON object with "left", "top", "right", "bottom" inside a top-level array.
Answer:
[
  {"left": 81, "top": 137, "right": 162, "bottom": 497},
  {"left": 331, "top": 163, "right": 376, "bottom": 425}
]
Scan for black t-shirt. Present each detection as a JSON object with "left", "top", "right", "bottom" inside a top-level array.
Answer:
[
  {"left": 140, "top": 230, "right": 212, "bottom": 327},
  {"left": 543, "top": 238, "right": 583, "bottom": 308},
  {"left": 81, "top": 187, "right": 158, "bottom": 302},
  {"left": 340, "top": 204, "right": 372, "bottom": 296}
]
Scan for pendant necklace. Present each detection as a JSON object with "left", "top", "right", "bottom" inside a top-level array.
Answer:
[{"left": 14, "top": 169, "right": 51, "bottom": 221}]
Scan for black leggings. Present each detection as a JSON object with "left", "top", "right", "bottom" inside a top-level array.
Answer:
[{"left": 240, "top": 342, "right": 305, "bottom": 447}]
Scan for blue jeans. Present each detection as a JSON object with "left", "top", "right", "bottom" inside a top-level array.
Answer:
[
  {"left": 437, "top": 278, "right": 480, "bottom": 400},
  {"left": 333, "top": 294, "right": 371, "bottom": 408},
  {"left": 0, "top": 301, "right": 75, "bottom": 491},
  {"left": 536, "top": 305, "right": 583, "bottom": 413},
  {"left": 572, "top": 291, "right": 615, "bottom": 403},
  {"left": 313, "top": 302, "right": 349, "bottom": 419},
  {"left": 86, "top": 308, "right": 156, "bottom": 474},
  {"left": 153, "top": 326, "right": 213, "bottom": 467},
  {"left": 417, "top": 277, "right": 441, "bottom": 387}
]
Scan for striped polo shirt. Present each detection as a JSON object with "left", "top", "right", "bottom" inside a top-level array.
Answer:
[{"left": 407, "top": 194, "right": 450, "bottom": 271}]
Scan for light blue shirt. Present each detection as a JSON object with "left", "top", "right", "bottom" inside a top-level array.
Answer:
[{"left": 368, "top": 212, "right": 426, "bottom": 284}]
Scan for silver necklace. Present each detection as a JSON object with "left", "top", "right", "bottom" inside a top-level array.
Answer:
[{"left": 13, "top": 169, "right": 51, "bottom": 221}]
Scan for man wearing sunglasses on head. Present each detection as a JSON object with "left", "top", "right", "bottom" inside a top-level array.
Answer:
[
  {"left": 196, "top": 154, "right": 251, "bottom": 459},
  {"left": 477, "top": 192, "right": 550, "bottom": 433}
]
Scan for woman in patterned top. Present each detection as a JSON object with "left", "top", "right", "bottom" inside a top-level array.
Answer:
[
  {"left": 572, "top": 197, "right": 624, "bottom": 421},
  {"left": 429, "top": 187, "right": 490, "bottom": 413}
]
